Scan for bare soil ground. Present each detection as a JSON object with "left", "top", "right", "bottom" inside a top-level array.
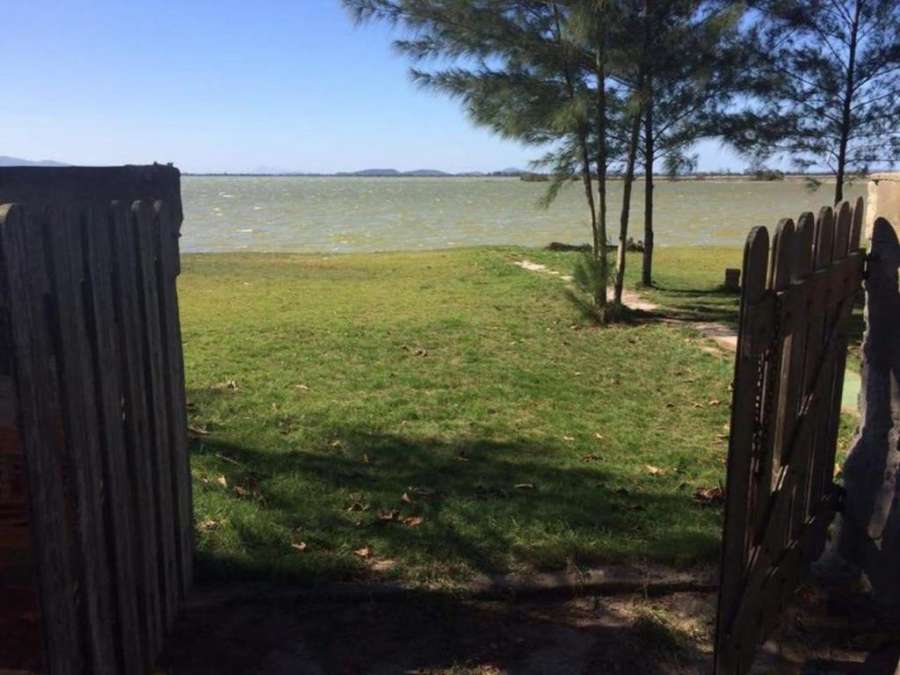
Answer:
[
  {"left": 156, "top": 577, "right": 900, "bottom": 675},
  {"left": 159, "top": 585, "right": 717, "bottom": 675}
]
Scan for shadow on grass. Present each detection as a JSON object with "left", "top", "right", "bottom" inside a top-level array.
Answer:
[
  {"left": 645, "top": 285, "right": 741, "bottom": 328},
  {"left": 645, "top": 286, "right": 866, "bottom": 364},
  {"left": 189, "top": 425, "right": 721, "bottom": 586}
]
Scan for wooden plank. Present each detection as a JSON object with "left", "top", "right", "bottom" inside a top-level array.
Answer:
[
  {"left": 80, "top": 203, "right": 144, "bottom": 672},
  {"left": 716, "top": 200, "right": 864, "bottom": 673},
  {"left": 750, "top": 219, "right": 794, "bottom": 547},
  {"left": 153, "top": 200, "right": 193, "bottom": 597},
  {"left": 793, "top": 208, "right": 833, "bottom": 526},
  {"left": 807, "top": 207, "right": 836, "bottom": 521},
  {"left": 131, "top": 200, "right": 179, "bottom": 629},
  {"left": 109, "top": 200, "right": 164, "bottom": 662},
  {"left": 720, "top": 221, "right": 836, "bottom": 672},
  {"left": 723, "top": 408, "right": 839, "bottom": 675},
  {"left": 715, "top": 226, "right": 770, "bottom": 675},
  {"left": 784, "top": 213, "right": 815, "bottom": 543},
  {"left": 796, "top": 207, "right": 835, "bottom": 539},
  {"left": 0, "top": 203, "right": 82, "bottom": 675},
  {"left": 834, "top": 202, "right": 852, "bottom": 262},
  {"left": 43, "top": 204, "right": 119, "bottom": 675},
  {"left": 810, "top": 202, "right": 857, "bottom": 552}
]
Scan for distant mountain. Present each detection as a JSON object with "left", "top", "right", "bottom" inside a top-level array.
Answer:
[
  {"left": 338, "top": 168, "right": 402, "bottom": 177},
  {"left": 406, "top": 169, "right": 451, "bottom": 177},
  {"left": 184, "top": 167, "right": 530, "bottom": 177},
  {"left": 0, "top": 155, "right": 69, "bottom": 167},
  {"left": 337, "top": 168, "right": 453, "bottom": 177}
]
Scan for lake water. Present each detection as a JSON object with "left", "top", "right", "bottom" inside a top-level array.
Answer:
[{"left": 181, "top": 176, "right": 864, "bottom": 253}]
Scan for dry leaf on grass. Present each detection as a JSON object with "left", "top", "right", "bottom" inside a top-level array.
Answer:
[
  {"left": 198, "top": 519, "right": 220, "bottom": 531},
  {"left": 216, "top": 453, "right": 243, "bottom": 467},
  {"left": 407, "top": 486, "right": 435, "bottom": 498},
  {"left": 581, "top": 453, "right": 603, "bottom": 462},
  {"left": 694, "top": 485, "right": 725, "bottom": 506},
  {"left": 402, "top": 516, "right": 424, "bottom": 528},
  {"left": 330, "top": 440, "right": 343, "bottom": 449},
  {"left": 514, "top": 483, "right": 536, "bottom": 490},
  {"left": 645, "top": 465, "right": 665, "bottom": 476},
  {"left": 400, "top": 492, "right": 413, "bottom": 504},
  {"left": 291, "top": 542, "right": 307, "bottom": 553},
  {"left": 295, "top": 384, "right": 310, "bottom": 391},
  {"left": 377, "top": 509, "right": 400, "bottom": 522},
  {"left": 354, "top": 546, "right": 374, "bottom": 559},
  {"left": 216, "top": 475, "right": 228, "bottom": 488},
  {"left": 188, "top": 424, "right": 209, "bottom": 436},
  {"left": 562, "top": 435, "right": 575, "bottom": 442},
  {"left": 212, "top": 379, "right": 239, "bottom": 392},
  {"left": 708, "top": 399, "right": 722, "bottom": 407},
  {"left": 594, "top": 432, "right": 604, "bottom": 440}
]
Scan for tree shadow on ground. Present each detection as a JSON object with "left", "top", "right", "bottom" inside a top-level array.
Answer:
[
  {"left": 646, "top": 287, "right": 866, "bottom": 364},
  {"left": 189, "top": 425, "right": 721, "bottom": 586},
  {"left": 160, "top": 585, "right": 715, "bottom": 674},
  {"left": 643, "top": 285, "right": 741, "bottom": 328}
]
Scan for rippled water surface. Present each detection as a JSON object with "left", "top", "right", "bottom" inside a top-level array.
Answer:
[{"left": 181, "top": 176, "right": 862, "bottom": 253}]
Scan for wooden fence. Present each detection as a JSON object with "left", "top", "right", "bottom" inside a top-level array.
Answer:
[
  {"left": 0, "top": 166, "right": 192, "bottom": 674},
  {"left": 714, "top": 197, "right": 866, "bottom": 674}
]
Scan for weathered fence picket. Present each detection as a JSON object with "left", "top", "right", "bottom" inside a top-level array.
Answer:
[
  {"left": 714, "top": 197, "right": 866, "bottom": 674},
  {"left": 0, "top": 165, "right": 192, "bottom": 674}
]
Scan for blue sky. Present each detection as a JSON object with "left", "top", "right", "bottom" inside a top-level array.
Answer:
[{"left": 2, "top": 1, "right": 748, "bottom": 173}]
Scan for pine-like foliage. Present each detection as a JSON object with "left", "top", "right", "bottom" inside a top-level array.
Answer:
[
  {"left": 344, "top": 0, "right": 620, "bottom": 318},
  {"left": 728, "top": 0, "right": 900, "bottom": 203},
  {"left": 343, "top": 0, "right": 745, "bottom": 319}
]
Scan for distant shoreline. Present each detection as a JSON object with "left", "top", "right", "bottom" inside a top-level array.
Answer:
[{"left": 182, "top": 172, "right": 843, "bottom": 183}]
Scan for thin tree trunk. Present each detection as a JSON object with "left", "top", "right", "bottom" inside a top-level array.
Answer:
[
  {"left": 595, "top": 41, "right": 609, "bottom": 317},
  {"left": 579, "top": 138, "right": 599, "bottom": 258},
  {"left": 642, "top": 91, "right": 654, "bottom": 287},
  {"left": 614, "top": 0, "right": 649, "bottom": 309},
  {"left": 835, "top": 0, "right": 861, "bottom": 204},
  {"left": 614, "top": 106, "right": 643, "bottom": 308},
  {"left": 641, "top": 0, "right": 654, "bottom": 288},
  {"left": 552, "top": 2, "right": 601, "bottom": 307}
]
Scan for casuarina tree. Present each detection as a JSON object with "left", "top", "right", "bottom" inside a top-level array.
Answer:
[
  {"left": 344, "top": 0, "right": 627, "bottom": 321},
  {"left": 635, "top": 0, "right": 745, "bottom": 286},
  {"left": 728, "top": 0, "right": 900, "bottom": 203}
]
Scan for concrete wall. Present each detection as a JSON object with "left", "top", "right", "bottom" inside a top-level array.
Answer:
[{"left": 865, "top": 172, "right": 900, "bottom": 238}]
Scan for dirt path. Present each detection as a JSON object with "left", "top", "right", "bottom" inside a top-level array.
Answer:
[
  {"left": 512, "top": 259, "right": 868, "bottom": 413},
  {"left": 512, "top": 259, "right": 736, "bottom": 349}
]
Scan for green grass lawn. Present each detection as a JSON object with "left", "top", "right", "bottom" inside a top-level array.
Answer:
[
  {"left": 182, "top": 247, "right": 739, "bottom": 587},
  {"left": 527, "top": 246, "right": 744, "bottom": 328}
]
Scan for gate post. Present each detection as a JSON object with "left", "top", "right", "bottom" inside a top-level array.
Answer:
[{"left": 836, "top": 217, "right": 900, "bottom": 607}]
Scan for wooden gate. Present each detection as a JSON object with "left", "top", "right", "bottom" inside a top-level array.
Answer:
[
  {"left": 0, "top": 166, "right": 192, "bottom": 674},
  {"left": 714, "top": 197, "right": 866, "bottom": 674}
]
